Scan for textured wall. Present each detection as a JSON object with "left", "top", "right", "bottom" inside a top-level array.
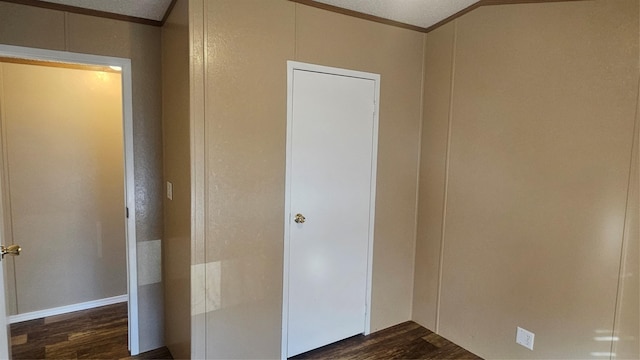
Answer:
[
  {"left": 613, "top": 4, "right": 640, "bottom": 353},
  {"left": 413, "top": 1, "right": 639, "bottom": 359},
  {"left": 612, "top": 81, "right": 639, "bottom": 360},
  {"left": 412, "top": 21, "right": 455, "bottom": 330},
  {"left": 197, "top": 1, "right": 294, "bottom": 358},
  {"left": 161, "top": 0, "right": 191, "bottom": 358},
  {"left": 0, "top": 2, "right": 164, "bottom": 352},
  {"left": 189, "top": 0, "right": 424, "bottom": 357}
]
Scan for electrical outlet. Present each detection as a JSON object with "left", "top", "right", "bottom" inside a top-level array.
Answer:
[{"left": 516, "top": 327, "right": 535, "bottom": 350}]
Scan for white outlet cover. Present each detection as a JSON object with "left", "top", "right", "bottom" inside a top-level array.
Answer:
[{"left": 516, "top": 327, "right": 535, "bottom": 350}]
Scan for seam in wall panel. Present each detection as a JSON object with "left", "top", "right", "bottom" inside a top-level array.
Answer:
[
  {"left": 63, "top": 12, "right": 68, "bottom": 51},
  {"left": 294, "top": 4, "right": 298, "bottom": 60},
  {"left": 189, "top": 0, "right": 207, "bottom": 357},
  {"left": 201, "top": 0, "right": 209, "bottom": 357},
  {"left": 435, "top": 19, "right": 457, "bottom": 334},
  {"left": 410, "top": 34, "right": 428, "bottom": 319}
]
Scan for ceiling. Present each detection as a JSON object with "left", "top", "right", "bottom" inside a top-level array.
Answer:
[
  {"left": 312, "top": 0, "right": 481, "bottom": 29},
  {"left": 37, "top": 0, "right": 173, "bottom": 22},
  {"left": 31, "top": 0, "right": 482, "bottom": 29}
]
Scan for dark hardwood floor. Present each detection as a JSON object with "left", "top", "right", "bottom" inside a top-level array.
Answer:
[
  {"left": 10, "top": 302, "right": 172, "bottom": 359},
  {"left": 10, "top": 303, "right": 478, "bottom": 359},
  {"left": 291, "top": 321, "right": 482, "bottom": 360}
]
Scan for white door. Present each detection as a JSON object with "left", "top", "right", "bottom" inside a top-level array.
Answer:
[{"left": 284, "top": 62, "right": 379, "bottom": 357}]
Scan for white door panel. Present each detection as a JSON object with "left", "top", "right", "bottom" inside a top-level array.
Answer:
[{"left": 286, "top": 66, "right": 378, "bottom": 357}]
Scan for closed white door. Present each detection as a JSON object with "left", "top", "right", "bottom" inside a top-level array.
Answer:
[{"left": 285, "top": 64, "right": 379, "bottom": 357}]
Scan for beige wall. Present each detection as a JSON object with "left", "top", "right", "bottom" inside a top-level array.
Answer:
[
  {"left": 414, "top": 1, "right": 639, "bottom": 359},
  {"left": 161, "top": 0, "right": 191, "bottom": 358},
  {"left": 0, "top": 2, "right": 164, "bottom": 352},
  {"left": 613, "top": 121, "right": 639, "bottom": 359},
  {"left": 190, "top": 0, "right": 423, "bottom": 357},
  {"left": 197, "top": 1, "right": 294, "bottom": 358},
  {"left": 0, "top": 62, "right": 126, "bottom": 314},
  {"left": 413, "top": 21, "right": 455, "bottom": 329}
]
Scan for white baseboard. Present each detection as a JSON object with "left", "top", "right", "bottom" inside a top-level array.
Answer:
[{"left": 8, "top": 295, "right": 128, "bottom": 324}]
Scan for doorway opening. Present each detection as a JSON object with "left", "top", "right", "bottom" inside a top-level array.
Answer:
[{"left": 0, "top": 44, "right": 139, "bottom": 356}]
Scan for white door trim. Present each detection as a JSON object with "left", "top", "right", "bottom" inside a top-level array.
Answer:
[
  {"left": 281, "top": 61, "right": 380, "bottom": 360},
  {"left": 0, "top": 44, "right": 140, "bottom": 355}
]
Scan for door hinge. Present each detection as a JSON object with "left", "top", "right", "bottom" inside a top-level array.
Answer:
[{"left": 126, "top": 207, "right": 129, "bottom": 218}]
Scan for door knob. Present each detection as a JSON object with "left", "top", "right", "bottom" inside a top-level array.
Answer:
[
  {"left": 1, "top": 244, "right": 20, "bottom": 258},
  {"left": 294, "top": 213, "right": 306, "bottom": 224}
]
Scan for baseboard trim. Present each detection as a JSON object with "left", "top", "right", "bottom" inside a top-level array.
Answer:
[{"left": 8, "top": 294, "right": 128, "bottom": 324}]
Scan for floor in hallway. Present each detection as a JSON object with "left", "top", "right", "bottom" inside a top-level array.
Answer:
[
  {"left": 10, "top": 302, "right": 172, "bottom": 359},
  {"left": 291, "top": 321, "right": 482, "bottom": 359}
]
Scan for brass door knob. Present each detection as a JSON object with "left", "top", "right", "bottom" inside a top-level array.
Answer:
[
  {"left": 294, "top": 213, "right": 306, "bottom": 224},
  {"left": 1, "top": 244, "right": 21, "bottom": 258}
]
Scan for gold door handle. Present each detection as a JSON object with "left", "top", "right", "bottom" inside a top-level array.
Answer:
[
  {"left": 294, "top": 213, "right": 306, "bottom": 224},
  {"left": 1, "top": 244, "right": 20, "bottom": 258}
]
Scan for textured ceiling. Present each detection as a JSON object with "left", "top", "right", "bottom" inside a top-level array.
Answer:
[
  {"left": 37, "top": 0, "right": 173, "bottom": 21},
  {"left": 33, "top": 0, "right": 481, "bottom": 28},
  {"left": 312, "top": 0, "right": 482, "bottom": 28}
]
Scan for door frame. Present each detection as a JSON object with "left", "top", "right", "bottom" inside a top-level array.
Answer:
[
  {"left": 0, "top": 44, "right": 140, "bottom": 355},
  {"left": 281, "top": 61, "right": 380, "bottom": 359}
]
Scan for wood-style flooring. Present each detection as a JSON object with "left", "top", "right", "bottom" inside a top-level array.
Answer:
[
  {"left": 10, "top": 303, "right": 478, "bottom": 359},
  {"left": 291, "top": 321, "right": 482, "bottom": 360},
  {"left": 10, "top": 302, "right": 172, "bottom": 359}
]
